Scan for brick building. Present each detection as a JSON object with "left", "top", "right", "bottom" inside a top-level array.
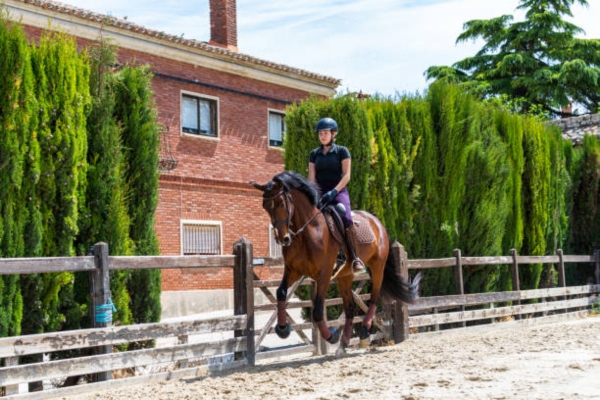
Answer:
[{"left": 5, "top": 0, "right": 340, "bottom": 316}]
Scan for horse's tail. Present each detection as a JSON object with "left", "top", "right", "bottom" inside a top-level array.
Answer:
[{"left": 381, "top": 241, "right": 422, "bottom": 304}]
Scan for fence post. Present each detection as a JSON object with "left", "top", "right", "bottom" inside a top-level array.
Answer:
[
  {"left": 390, "top": 242, "right": 409, "bottom": 343},
  {"left": 90, "top": 242, "right": 112, "bottom": 382},
  {"left": 233, "top": 237, "right": 255, "bottom": 366},
  {"left": 2, "top": 357, "right": 19, "bottom": 395},
  {"left": 453, "top": 249, "right": 466, "bottom": 328},
  {"left": 557, "top": 249, "right": 566, "bottom": 288},
  {"left": 595, "top": 249, "right": 600, "bottom": 285},
  {"left": 510, "top": 248, "right": 521, "bottom": 320}
]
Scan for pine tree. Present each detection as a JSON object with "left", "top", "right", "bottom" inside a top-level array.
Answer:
[{"left": 426, "top": 0, "right": 600, "bottom": 116}]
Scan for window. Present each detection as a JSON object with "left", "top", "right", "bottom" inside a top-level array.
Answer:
[
  {"left": 181, "top": 93, "right": 218, "bottom": 137},
  {"left": 268, "top": 111, "right": 285, "bottom": 147},
  {"left": 181, "top": 221, "right": 222, "bottom": 255},
  {"left": 269, "top": 225, "right": 283, "bottom": 258}
]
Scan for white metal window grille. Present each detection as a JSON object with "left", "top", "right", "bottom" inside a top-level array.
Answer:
[{"left": 181, "top": 221, "right": 222, "bottom": 255}]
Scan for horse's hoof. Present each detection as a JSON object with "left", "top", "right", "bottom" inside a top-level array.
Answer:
[
  {"left": 275, "top": 323, "right": 292, "bottom": 339},
  {"left": 326, "top": 327, "right": 340, "bottom": 344},
  {"left": 335, "top": 345, "right": 347, "bottom": 358},
  {"left": 358, "top": 325, "right": 370, "bottom": 348}
]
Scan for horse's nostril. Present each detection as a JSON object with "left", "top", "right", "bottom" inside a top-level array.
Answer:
[{"left": 282, "top": 236, "right": 291, "bottom": 246}]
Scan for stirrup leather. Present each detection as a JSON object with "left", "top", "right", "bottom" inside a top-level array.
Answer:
[{"left": 345, "top": 225, "right": 366, "bottom": 275}]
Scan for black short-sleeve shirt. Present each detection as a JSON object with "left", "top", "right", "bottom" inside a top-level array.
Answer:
[{"left": 309, "top": 144, "right": 351, "bottom": 192}]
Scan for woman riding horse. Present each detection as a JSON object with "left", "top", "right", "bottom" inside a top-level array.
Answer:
[
  {"left": 251, "top": 170, "right": 421, "bottom": 349},
  {"left": 309, "top": 117, "right": 365, "bottom": 275}
]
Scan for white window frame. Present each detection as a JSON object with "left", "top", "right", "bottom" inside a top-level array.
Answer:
[
  {"left": 268, "top": 109, "right": 285, "bottom": 148},
  {"left": 180, "top": 220, "right": 223, "bottom": 255},
  {"left": 181, "top": 90, "right": 219, "bottom": 140},
  {"left": 269, "top": 225, "right": 283, "bottom": 258}
]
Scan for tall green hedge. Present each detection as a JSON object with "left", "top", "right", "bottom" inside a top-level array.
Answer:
[
  {"left": 284, "top": 82, "right": 581, "bottom": 295},
  {"left": 0, "top": 14, "right": 162, "bottom": 338}
]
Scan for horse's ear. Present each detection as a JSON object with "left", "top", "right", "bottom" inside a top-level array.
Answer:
[{"left": 249, "top": 180, "right": 267, "bottom": 192}]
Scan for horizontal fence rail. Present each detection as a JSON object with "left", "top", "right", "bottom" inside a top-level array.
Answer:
[{"left": 0, "top": 241, "right": 599, "bottom": 399}]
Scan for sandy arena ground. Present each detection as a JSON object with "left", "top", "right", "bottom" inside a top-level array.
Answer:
[{"left": 71, "top": 316, "right": 600, "bottom": 400}]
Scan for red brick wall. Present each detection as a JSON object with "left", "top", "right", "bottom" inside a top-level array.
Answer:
[{"left": 21, "top": 23, "right": 315, "bottom": 291}]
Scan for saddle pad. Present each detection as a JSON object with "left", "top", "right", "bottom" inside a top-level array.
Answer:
[
  {"left": 352, "top": 212, "right": 376, "bottom": 244},
  {"left": 325, "top": 211, "right": 376, "bottom": 244}
]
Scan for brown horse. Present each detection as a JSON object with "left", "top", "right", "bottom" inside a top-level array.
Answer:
[{"left": 250, "top": 171, "right": 421, "bottom": 349}]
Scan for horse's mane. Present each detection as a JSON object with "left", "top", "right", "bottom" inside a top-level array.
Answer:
[{"left": 272, "top": 171, "right": 320, "bottom": 206}]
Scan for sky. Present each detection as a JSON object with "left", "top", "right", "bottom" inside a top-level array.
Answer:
[{"left": 64, "top": 0, "right": 600, "bottom": 97}]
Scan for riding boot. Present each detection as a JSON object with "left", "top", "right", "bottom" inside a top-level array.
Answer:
[{"left": 345, "top": 225, "right": 366, "bottom": 275}]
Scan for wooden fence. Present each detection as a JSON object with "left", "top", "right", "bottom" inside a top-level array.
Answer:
[{"left": 0, "top": 239, "right": 599, "bottom": 399}]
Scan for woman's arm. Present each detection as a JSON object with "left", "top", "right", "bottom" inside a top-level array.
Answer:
[
  {"left": 334, "top": 158, "right": 351, "bottom": 192},
  {"left": 308, "top": 162, "right": 316, "bottom": 183}
]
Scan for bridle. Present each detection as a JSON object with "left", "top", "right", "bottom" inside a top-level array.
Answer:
[{"left": 263, "top": 185, "right": 323, "bottom": 246}]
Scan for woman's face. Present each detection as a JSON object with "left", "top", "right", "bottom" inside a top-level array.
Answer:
[{"left": 318, "top": 129, "right": 336, "bottom": 146}]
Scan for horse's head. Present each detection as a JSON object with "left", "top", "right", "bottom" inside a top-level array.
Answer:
[
  {"left": 250, "top": 177, "right": 295, "bottom": 247},
  {"left": 251, "top": 171, "right": 320, "bottom": 247}
]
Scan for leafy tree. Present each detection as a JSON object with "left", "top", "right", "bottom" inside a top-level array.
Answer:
[{"left": 425, "top": 0, "right": 600, "bottom": 117}]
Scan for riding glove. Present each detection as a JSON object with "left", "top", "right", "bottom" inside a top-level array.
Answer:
[{"left": 320, "top": 189, "right": 338, "bottom": 206}]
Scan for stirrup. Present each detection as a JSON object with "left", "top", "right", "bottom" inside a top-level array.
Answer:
[
  {"left": 335, "top": 250, "right": 346, "bottom": 268},
  {"left": 352, "top": 258, "right": 366, "bottom": 275},
  {"left": 332, "top": 250, "right": 346, "bottom": 278}
]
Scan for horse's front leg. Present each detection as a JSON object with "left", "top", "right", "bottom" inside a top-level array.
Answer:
[
  {"left": 336, "top": 273, "right": 355, "bottom": 348},
  {"left": 274, "top": 269, "right": 299, "bottom": 339}
]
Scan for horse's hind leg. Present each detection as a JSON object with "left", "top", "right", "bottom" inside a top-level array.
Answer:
[
  {"left": 312, "top": 279, "right": 340, "bottom": 345},
  {"left": 336, "top": 273, "right": 355, "bottom": 347},
  {"left": 359, "top": 257, "right": 386, "bottom": 346}
]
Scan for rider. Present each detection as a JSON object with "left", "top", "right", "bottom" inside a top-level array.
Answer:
[{"left": 308, "top": 117, "right": 366, "bottom": 275}]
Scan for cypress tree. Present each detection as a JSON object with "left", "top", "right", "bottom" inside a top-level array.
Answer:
[
  {"left": 0, "top": 12, "right": 37, "bottom": 336},
  {"left": 459, "top": 110, "right": 511, "bottom": 293},
  {"left": 283, "top": 95, "right": 322, "bottom": 174},
  {"left": 21, "top": 31, "right": 90, "bottom": 336},
  {"left": 113, "top": 65, "right": 162, "bottom": 323},
  {"left": 365, "top": 100, "right": 396, "bottom": 230},
  {"left": 566, "top": 134, "right": 600, "bottom": 284},
  {"left": 76, "top": 37, "right": 133, "bottom": 327},
  {"left": 520, "top": 117, "right": 551, "bottom": 289},
  {"left": 402, "top": 96, "right": 436, "bottom": 259}
]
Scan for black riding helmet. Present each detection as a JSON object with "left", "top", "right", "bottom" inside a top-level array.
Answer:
[{"left": 315, "top": 117, "right": 338, "bottom": 133}]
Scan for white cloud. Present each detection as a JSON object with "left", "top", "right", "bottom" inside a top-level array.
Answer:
[{"left": 62, "top": 0, "right": 600, "bottom": 96}]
